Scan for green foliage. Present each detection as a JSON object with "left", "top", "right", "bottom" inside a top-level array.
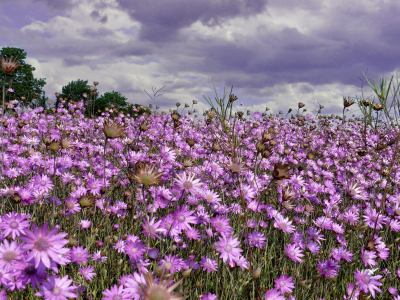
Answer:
[
  {"left": 93, "top": 91, "right": 128, "bottom": 115},
  {"left": 120, "top": 103, "right": 151, "bottom": 119},
  {"left": 55, "top": 79, "right": 92, "bottom": 108},
  {"left": 0, "top": 47, "right": 48, "bottom": 108}
]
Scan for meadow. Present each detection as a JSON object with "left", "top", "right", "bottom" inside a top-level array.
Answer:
[{"left": 1, "top": 69, "right": 400, "bottom": 299}]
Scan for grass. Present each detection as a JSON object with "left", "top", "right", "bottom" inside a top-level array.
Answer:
[{"left": 1, "top": 73, "right": 400, "bottom": 299}]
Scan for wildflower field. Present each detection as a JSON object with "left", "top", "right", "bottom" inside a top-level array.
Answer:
[{"left": 2, "top": 58, "right": 400, "bottom": 300}]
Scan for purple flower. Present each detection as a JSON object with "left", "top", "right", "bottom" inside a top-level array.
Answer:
[
  {"left": 79, "top": 265, "right": 96, "bottom": 281},
  {"left": 253, "top": 112, "right": 261, "bottom": 119},
  {"left": 216, "top": 235, "right": 243, "bottom": 264},
  {"left": 200, "top": 256, "right": 218, "bottom": 273},
  {"left": 34, "top": 274, "right": 78, "bottom": 299},
  {"left": 274, "top": 274, "right": 295, "bottom": 293},
  {"left": 0, "top": 211, "right": 31, "bottom": 240},
  {"left": 18, "top": 222, "right": 70, "bottom": 269}
]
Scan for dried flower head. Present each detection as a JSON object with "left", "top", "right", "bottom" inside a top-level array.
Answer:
[
  {"left": 0, "top": 55, "right": 21, "bottom": 75},
  {"left": 343, "top": 97, "right": 355, "bottom": 107},
  {"left": 138, "top": 268, "right": 191, "bottom": 300},
  {"left": 103, "top": 118, "right": 126, "bottom": 139},
  {"left": 272, "top": 164, "right": 291, "bottom": 180},
  {"left": 131, "top": 163, "right": 164, "bottom": 186}
]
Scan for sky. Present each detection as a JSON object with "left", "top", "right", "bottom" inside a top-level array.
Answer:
[{"left": 1, "top": 0, "right": 400, "bottom": 119}]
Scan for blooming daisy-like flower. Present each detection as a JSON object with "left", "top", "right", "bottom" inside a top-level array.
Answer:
[
  {"left": 202, "top": 189, "right": 222, "bottom": 204},
  {"left": 361, "top": 248, "right": 378, "bottom": 267},
  {"left": 185, "top": 227, "right": 200, "bottom": 240},
  {"left": 246, "top": 231, "right": 266, "bottom": 249},
  {"left": 34, "top": 274, "right": 78, "bottom": 299},
  {"left": 331, "top": 247, "right": 353, "bottom": 262},
  {"left": 200, "top": 256, "right": 218, "bottom": 273},
  {"left": 264, "top": 288, "right": 286, "bottom": 300},
  {"left": 201, "top": 293, "right": 218, "bottom": 300},
  {"left": 141, "top": 216, "right": 166, "bottom": 239},
  {"left": 289, "top": 174, "right": 305, "bottom": 187},
  {"left": 285, "top": 243, "right": 304, "bottom": 263},
  {"left": 274, "top": 214, "right": 295, "bottom": 234},
  {"left": 211, "top": 215, "right": 233, "bottom": 235},
  {"left": 32, "top": 174, "right": 54, "bottom": 194},
  {"left": 354, "top": 268, "right": 383, "bottom": 299},
  {"left": 102, "top": 284, "right": 132, "bottom": 300},
  {"left": 64, "top": 198, "right": 81, "bottom": 215},
  {"left": 174, "top": 171, "right": 203, "bottom": 196},
  {"left": 78, "top": 219, "right": 91, "bottom": 230},
  {"left": 346, "top": 181, "right": 368, "bottom": 201},
  {"left": 0, "top": 239, "right": 23, "bottom": 272},
  {"left": 18, "top": 222, "right": 70, "bottom": 269},
  {"left": 79, "top": 265, "right": 96, "bottom": 281},
  {"left": 274, "top": 274, "right": 295, "bottom": 294},
  {"left": 317, "top": 258, "right": 340, "bottom": 278},
  {"left": 92, "top": 250, "right": 107, "bottom": 263},
  {"left": 124, "top": 240, "right": 147, "bottom": 261},
  {"left": 0, "top": 211, "right": 31, "bottom": 240},
  {"left": 70, "top": 246, "right": 91, "bottom": 264},
  {"left": 159, "top": 254, "right": 185, "bottom": 274},
  {"left": 363, "top": 207, "right": 387, "bottom": 230},
  {"left": 216, "top": 235, "right": 243, "bottom": 263},
  {"left": 174, "top": 205, "right": 197, "bottom": 232}
]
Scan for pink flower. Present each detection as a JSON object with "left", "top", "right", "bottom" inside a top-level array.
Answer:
[
  {"left": 274, "top": 274, "right": 295, "bottom": 293},
  {"left": 200, "top": 256, "right": 218, "bottom": 273},
  {"left": 354, "top": 269, "right": 383, "bottom": 299},
  {"left": 216, "top": 235, "right": 243, "bottom": 263},
  {"left": 0, "top": 211, "right": 31, "bottom": 240},
  {"left": 361, "top": 248, "right": 378, "bottom": 267},
  {"left": 141, "top": 216, "right": 166, "bottom": 239},
  {"left": 274, "top": 214, "right": 295, "bottom": 234},
  {"left": 79, "top": 265, "right": 96, "bottom": 281},
  {"left": 317, "top": 258, "right": 340, "bottom": 278},
  {"left": 0, "top": 239, "right": 23, "bottom": 272},
  {"left": 79, "top": 220, "right": 91, "bottom": 230},
  {"left": 34, "top": 274, "right": 78, "bottom": 299},
  {"left": 174, "top": 171, "right": 203, "bottom": 196},
  {"left": 253, "top": 112, "right": 261, "bottom": 119},
  {"left": 264, "top": 288, "right": 285, "bottom": 300},
  {"left": 7, "top": 88, "right": 14, "bottom": 93},
  {"left": 18, "top": 222, "right": 70, "bottom": 269},
  {"left": 102, "top": 284, "right": 132, "bottom": 300},
  {"left": 70, "top": 246, "right": 91, "bottom": 264},
  {"left": 124, "top": 240, "right": 146, "bottom": 261},
  {"left": 285, "top": 243, "right": 304, "bottom": 263},
  {"left": 173, "top": 205, "right": 197, "bottom": 231}
]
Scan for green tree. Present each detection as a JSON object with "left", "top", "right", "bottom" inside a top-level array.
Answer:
[
  {"left": 55, "top": 79, "right": 93, "bottom": 112},
  {"left": 0, "top": 47, "right": 48, "bottom": 108},
  {"left": 93, "top": 90, "right": 128, "bottom": 115}
]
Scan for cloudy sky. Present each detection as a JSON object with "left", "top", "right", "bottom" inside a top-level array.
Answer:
[{"left": 1, "top": 0, "right": 400, "bottom": 119}]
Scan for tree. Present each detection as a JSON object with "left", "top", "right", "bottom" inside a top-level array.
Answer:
[
  {"left": 55, "top": 79, "right": 93, "bottom": 111},
  {"left": 93, "top": 91, "right": 128, "bottom": 115},
  {"left": 0, "top": 47, "right": 48, "bottom": 109}
]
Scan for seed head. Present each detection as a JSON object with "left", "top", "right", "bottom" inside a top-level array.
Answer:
[
  {"left": 0, "top": 55, "right": 21, "bottom": 75},
  {"left": 137, "top": 268, "right": 191, "bottom": 300},
  {"left": 131, "top": 163, "right": 164, "bottom": 186},
  {"left": 103, "top": 118, "right": 126, "bottom": 139}
]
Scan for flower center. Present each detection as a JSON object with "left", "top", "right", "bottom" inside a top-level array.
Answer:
[
  {"left": 206, "top": 195, "right": 213, "bottom": 201},
  {"left": 163, "top": 261, "right": 173, "bottom": 270},
  {"left": 224, "top": 245, "right": 232, "bottom": 252},
  {"left": 34, "top": 237, "right": 50, "bottom": 251},
  {"left": 183, "top": 181, "right": 193, "bottom": 189},
  {"left": 52, "top": 287, "right": 61, "bottom": 295},
  {"left": 40, "top": 180, "right": 47, "bottom": 186},
  {"left": 10, "top": 221, "right": 18, "bottom": 229},
  {"left": 178, "top": 215, "right": 185, "bottom": 222},
  {"left": 3, "top": 251, "right": 17, "bottom": 262}
]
